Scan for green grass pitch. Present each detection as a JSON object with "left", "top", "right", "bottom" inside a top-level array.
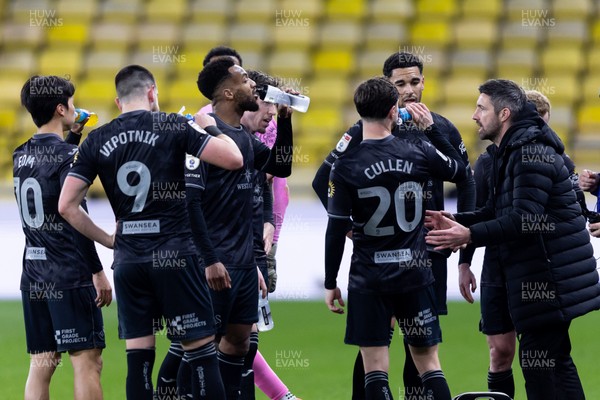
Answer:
[{"left": 1, "top": 300, "right": 599, "bottom": 399}]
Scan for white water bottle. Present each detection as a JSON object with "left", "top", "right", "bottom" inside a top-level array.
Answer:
[
  {"left": 257, "top": 294, "right": 274, "bottom": 331},
  {"left": 256, "top": 85, "right": 310, "bottom": 113}
]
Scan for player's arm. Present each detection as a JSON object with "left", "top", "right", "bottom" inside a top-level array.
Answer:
[
  {"left": 189, "top": 113, "right": 243, "bottom": 170},
  {"left": 58, "top": 176, "right": 114, "bottom": 249},
  {"left": 255, "top": 114, "right": 293, "bottom": 177},
  {"left": 262, "top": 179, "right": 275, "bottom": 254}
]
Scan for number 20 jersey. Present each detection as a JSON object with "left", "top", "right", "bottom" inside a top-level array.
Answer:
[
  {"left": 13, "top": 134, "right": 102, "bottom": 290},
  {"left": 327, "top": 135, "right": 460, "bottom": 294},
  {"left": 69, "top": 110, "right": 212, "bottom": 263}
]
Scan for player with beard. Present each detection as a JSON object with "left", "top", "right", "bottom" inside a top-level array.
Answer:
[
  {"left": 312, "top": 52, "right": 475, "bottom": 399},
  {"left": 59, "top": 65, "right": 244, "bottom": 400},
  {"left": 325, "top": 77, "right": 465, "bottom": 400},
  {"left": 185, "top": 58, "right": 292, "bottom": 399}
]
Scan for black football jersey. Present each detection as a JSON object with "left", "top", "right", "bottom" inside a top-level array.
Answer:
[
  {"left": 69, "top": 110, "right": 212, "bottom": 263},
  {"left": 14, "top": 134, "right": 102, "bottom": 290}
]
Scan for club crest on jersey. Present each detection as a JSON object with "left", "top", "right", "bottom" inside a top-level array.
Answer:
[
  {"left": 186, "top": 154, "right": 200, "bottom": 170},
  {"left": 335, "top": 133, "right": 352, "bottom": 153},
  {"left": 328, "top": 181, "right": 335, "bottom": 198}
]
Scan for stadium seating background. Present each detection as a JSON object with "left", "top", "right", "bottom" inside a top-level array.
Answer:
[{"left": 1, "top": 0, "right": 600, "bottom": 191}]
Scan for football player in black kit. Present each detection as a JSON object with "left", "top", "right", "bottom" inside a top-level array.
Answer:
[
  {"left": 58, "top": 65, "right": 244, "bottom": 400},
  {"left": 15, "top": 75, "right": 112, "bottom": 400},
  {"left": 186, "top": 58, "right": 292, "bottom": 399},
  {"left": 325, "top": 77, "right": 466, "bottom": 400},
  {"left": 313, "top": 52, "right": 475, "bottom": 399}
]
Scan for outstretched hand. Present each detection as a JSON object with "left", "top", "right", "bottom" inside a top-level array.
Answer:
[{"left": 425, "top": 210, "right": 470, "bottom": 252}]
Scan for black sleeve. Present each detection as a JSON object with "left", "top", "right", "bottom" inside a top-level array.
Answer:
[
  {"left": 256, "top": 115, "right": 293, "bottom": 177},
  {"left": 312, "top": 161, "right": 332, "bottom": 210},
  {"left": 64, "top": 131, "right": 82, "bottom": 145},
  {"left": 263, "top": 179, "right": 274, "bottom": 226},
  {"left": 186, "top": 186, "right": 219, "bottom": 266},
  {"left": 562, "top": 153, "right": 587, "bottom": 213},
  {"left": 460, "top": 154, "right": 489, "bottom": 265},
  {"left": 324, "top": 217, "right": 349, "bottom": 289}
]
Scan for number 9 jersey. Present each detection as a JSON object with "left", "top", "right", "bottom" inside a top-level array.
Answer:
[
  {"left": 69, "top": 110, "right": 212, "bottom": 263},
  {"left": 327, "top": 135, "right": 466, "bottom": 294}
]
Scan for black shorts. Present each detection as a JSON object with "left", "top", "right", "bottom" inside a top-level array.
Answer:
[
  {"left": 211, "top": 268, "right": 258, "bottom": 335},
  {"left": 345, "top": 285, "right": 442, "bottom": 348},
  {"left": 479, "top": 285, "right": 514, "bottom": 335},
  {"left": 430, "top": 253, "right": 448, "bottom": 315},
  {"left": 22, "top": 286, "right": 105, "bottom": 353},
  {"left": 114, "top": 255, "right": 215, "bottom": 341}
]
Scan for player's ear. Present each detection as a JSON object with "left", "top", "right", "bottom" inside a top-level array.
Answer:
[
  {"left": 115, "top": 97, "right": 123, "bottom": 111},
  {"left": 56, "top": 102, "right": 67, "bottom": 118}
]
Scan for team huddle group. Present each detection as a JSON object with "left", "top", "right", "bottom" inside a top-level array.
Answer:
[{"left": 12, "top": 44, "right": 600, "bottom": 400}]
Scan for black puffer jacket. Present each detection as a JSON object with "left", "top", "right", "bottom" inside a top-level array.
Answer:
[{"left": 456, "top": 104, "right": 600, "bottom": 333}]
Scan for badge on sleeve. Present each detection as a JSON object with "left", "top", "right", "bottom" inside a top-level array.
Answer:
[
  {"left": 335, "top": 133, "right": 352, "bottom": 153},
  {"left": 185, "top": 154, "right": 200, "bottom": 170}
]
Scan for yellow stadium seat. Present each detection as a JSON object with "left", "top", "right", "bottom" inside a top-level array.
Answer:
[
  {"left": 436, "top": 105, "right": 480, "bottom": 153},
  {"left": 55, "top": 0, "right": 97, "bottom": 23},
  {"left": 370, "top": 0, "right": 415, "bottom": 22},
  {"left": 410, "top": 20, "right": 452, "bottom": 47},
  {"left": 421, "top": 75, "right": 442, "bottom": 105},
  {"left": 2, "top": 22, "right": 45, "bottom": 50},
  {"left": 552, "top": 0, "right": 593, "bottom": 19},
  {"left": 135, "top": 23, "right": 180, "bottom": 51},
  {"left": 229, "top": 23, "right": 271, "bottom": 53},
  {"left": 313, "top": 50, "right": 355, "bottom": 75},
  {"left": 165, "top": 79, "right": 209, "bottom": 109},
  {"left": 546, "top": 21, "right": 588, "bottom": 45},
  {"left": 442, "top": 76, "right": 482, "bottom": 104},
  {"left": 500, "top": 21, "right": 545, "bottom": 48},
  {"left": 100, "top": 0, "right": 142, "bottom": 23},
  {"left": 0, "top": 51, "right": 37, "bottom": 78},
  {"left": 38, "top": 48, "right": 82, "bottom": 78},
  {"left": 267, "top": 51, "right": 311, "bottom": 78},
  {"left": 364, "top": 23, "right": 408, "bottom": 51},
  {"left": 325, "top": 0, "right": 366, "bottom": 20},
  {"left": 577, "top": 105, "right": 600, "bottom": 134},
  {"left": 172, "top": 47, "right": 206, "bottom": 77},
  {"left": 540, "top": 76, "right": 580, "bottom": 106},
  {"left": 582, "top": 76, "right": 600, "bottom": 103},
  {"left": 460, "top": 0, "right": 502, "bottom": 19},
  {"left": 305, "top": 78, "right": 351, "bottom": 107},
  {"left": 506, "top": 0, "right": 551, "bottom": 21},
  {"left": 592, "top": 20, "right": 600, "bottom": 43},
  {"left": 234, "top": 0, "right": 275, "bottom": 22},
  {"left": 189, "top": 0, "right": 232, "bottom": 23},
  {"left": 453, "top": 19, "right": 498, "bottom": 49},
  {"left": 0, "top": 78, "right": 29, "bottom": 108},
  {"left": 547, "top": 106, "right": 575, "bottom": 139},
  {"left": 319, "top": 22, "right": 363, "bottom": 50},
  {"left": 10, "top": 0, "right": 53, "bottom": 23},
  {"left": 357, "top": 50, "right": 391, "bottom": 78},
  {"left": 75, "top": 78, "right": 117, "bottom": 106},
  {"left": 272, "top": 25, "right": 316, "bottom": 51},
  {"left": 47, "top": 23, "right": 89, "bottom": 49},
  {"left": 495, "top": 48, "right": 539, "bottom": 80},
  {"left": 448, "top": 49, "right": 493, "bottom": 77},
  {"left": 280, "top": 0, "right": 323, "bottom": 19},
  {"left": 128, "top": 51, "right": 174, "bottom": 83},
  {"left": 145, "top": 0, "right": 186, "bottom": 22},
  {"left": 541, "top": 46, "right": 584, "bottom": 75},
  {"left": 180, "top": 23, "right": 227, "bottom": 50},
  {"left": 415, "top": 0, "right": 458, "bottom": 18},
  {"left": 84, "top": 51, "right": 127, "bottom": 79},
  {"left": 90, "top": 23, "right": 134, "bottom": 51}
]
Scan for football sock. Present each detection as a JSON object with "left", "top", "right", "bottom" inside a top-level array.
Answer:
[
  {"left": 156, "top": 342, "right": 184, "bottom": 400},
  {"left": 488, "top": 369, "right": 515, "bottom": 398},
  {"left": 176, "top": 357, "right": 192, "bottom": 398},
  {"left": 126, "top": 348, "right": 155, "bottom": 400},
  {"left": 254, "top": 350, "right": 290, "bottom": 400},
  {"left": 364, "top": 371, "right": 393, "bottom": 400},
  {"left": 240, "top": 331, "right": 259, "bottom": 400},
  {"left": 218, "top": 350, "right": 245, "bottom": 399},
  {"left": 402, "top": 340, "right": 422, "bottom": 398},
  {"left": 420, "top": 370, "right": 451, "bottom": 400},
  {"left": 185, "top": 342, "right": 225, "bottom": 399}
]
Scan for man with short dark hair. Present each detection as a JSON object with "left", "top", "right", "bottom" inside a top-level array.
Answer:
[
  {"left": 16, "top": 75, "right": 111, "bottom": 400},
  {"left": 426, "top": 78, "right": 600, "bottom": 399},
  {"left": 325, "top": 77, "right": 463, "bottom": 400},
  {"left": 59, "top": 64, "right": 244, "bottom": 400}
]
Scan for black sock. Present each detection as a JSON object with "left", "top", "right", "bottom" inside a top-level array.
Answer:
[
  {"left": 240, "top": 332, "right": 259, "bottom": 400},
  {"left": 218, "top": 350, "right": 245, "bottom": 400},
  {"left": 185, "top": 342, "right": 225, "bottom": 399},
  {"left": 156, "top": 342, "right": 184, "bottom": 400},
  {"left": 420, "top": 370, "right": 451, "bottom": 400},
  {"left": 365, "top": 371, "right": 393, "bottom": 400},
  {"left": 177, "top": 356, "right": 192, "bottom": 399},
  {"left": 488, "top": 369, "right": 515, "bottom": 398},
  {"left": 352, "top": 351, "right": 366, "bottom": 400},
  {"left": 126, "top": 348, "right": 155, "bottom": 400},
  {"left": 402, "top": 340, "right": 421, "bottom": 398}
]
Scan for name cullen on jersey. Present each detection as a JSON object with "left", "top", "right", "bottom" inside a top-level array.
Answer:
[
  {"left": 364, "top": 159, "right": 413, "bottom": 179},
  {"left": 99, "top": 130, "right": 159, "bottom": 157}
]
